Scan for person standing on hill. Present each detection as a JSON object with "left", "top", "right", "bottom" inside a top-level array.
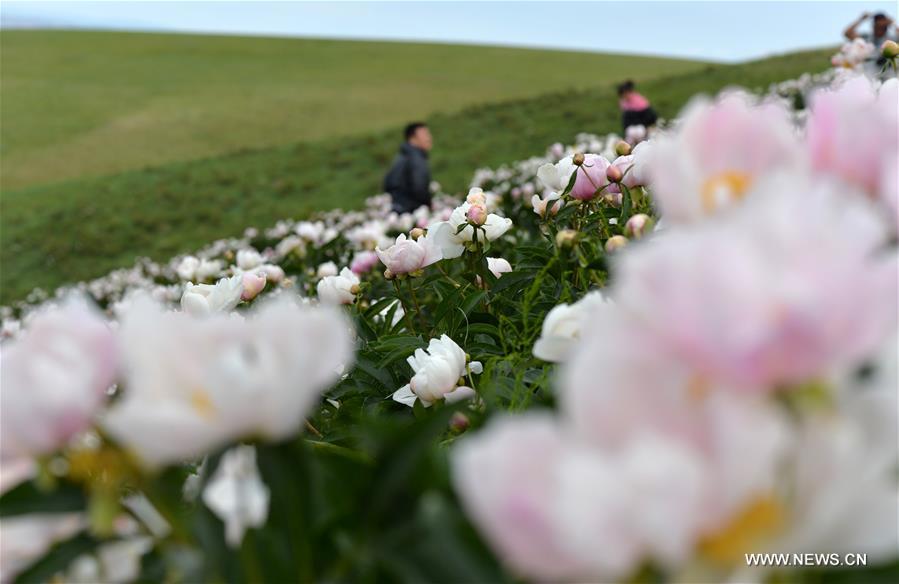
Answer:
[
  {"left": 384, "top": 122, "right": 433, "bottom": 214},
  {"left": 844, "top": 11, "right": 899, "bottom": 77},
  {"left": 844, "top": 11, "right": 899, "bottom": 47},
  {"left": 617, "top": 80, "right": 658, "bottom": 136}
]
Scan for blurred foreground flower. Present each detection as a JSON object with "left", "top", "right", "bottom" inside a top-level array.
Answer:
[
  {"left": 202, "top": 445, "right": 270, "bottom": 548},
  {"left": 614, "top": 175, "right": 896, "bottom": 388},
  {"left": 648, "top": 90, "right": 801, "bottom": 223},
  {"left": 1, "top": 299, "right": 117, "bottom": 458},
  {"left": 103, "top": 295, "right": 353, "bottom": 467}
]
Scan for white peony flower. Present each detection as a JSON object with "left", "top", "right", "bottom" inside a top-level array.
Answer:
[
  {"left": 316, "top": 267, "right": 360, "bottom": 305},
  {"left": 196, "top": 259, "right": 225, "bottom": 281},
  {"left": 181, "top": 275, "right": 244, "bottom": 316},
  {"left": 392, "top": 335, "right": 483, "bottom": 407},
  {"left": 486, "top": 257, "right": 512, "bottom": 278},
  {"left": 236, "top": 249, "right": 263, "bottom": 271},
  {"left": 531, "top": 191, "right": 563, "bottom": 218},
  {"left": 316, "top": 261, "right": 339, "bottom": 279},
  {"left": 533, "top": 291, "right": 608, "bottom": 362},
  {"left": 429, "top": 203, "right": 513, "bottom": 259},
  {"left": 103, "top": 295, "right": 353, "bottom": 467},
  {"left": 176, "top": 256, "right": 200, "bottom": 281},
  {"left": 537, "top": 157, "right": 576, "bottom": 192},
  {"left": 202, "top": 445, "right": 270, "bottom": 548}
]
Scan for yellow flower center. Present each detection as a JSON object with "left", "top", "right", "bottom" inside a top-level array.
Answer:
[
  {"left": 699, "top": 496, "right": 785, "bottom": 566},
  {"left": 700, "top": 171, "right": 752, "bottom": 213},
  {"left": 190, "top": 389, "right": 216, "bottom": 418},
  {"left": 687, "top": 375, "right": 711, "bottom": 401}
]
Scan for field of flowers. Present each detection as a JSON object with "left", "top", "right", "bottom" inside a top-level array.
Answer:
[{"left": 1, "top": 44, "right": 898, "bottom": 583}]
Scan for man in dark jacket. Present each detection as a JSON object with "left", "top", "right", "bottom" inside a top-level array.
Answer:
[{"left": 384, "top": 122, "right": 433, "bottom": 213}]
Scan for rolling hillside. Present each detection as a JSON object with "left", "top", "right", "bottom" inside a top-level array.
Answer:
[
  {"left": 0, "top": 44, "right": 833, "bottom": 305},
  {"left": 0, "top": 30, "right": 705, "bottom": 190}
]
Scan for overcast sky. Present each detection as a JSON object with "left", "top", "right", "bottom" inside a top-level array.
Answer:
[{"left": 2, "top": 1, "right": 896, "bottom": 62}]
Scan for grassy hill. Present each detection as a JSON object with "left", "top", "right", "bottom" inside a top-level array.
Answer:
[
  {"left": 0, "top": 45, "right": 833, "bottom": 305},
  {"left": 0, "top": 30, "right": 706, "bottom": 190}
]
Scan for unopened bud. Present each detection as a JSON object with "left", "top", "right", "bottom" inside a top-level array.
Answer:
[
  {"left": 572, "top": 152, "right": 586, "bottom": 166},
  {"left": 449, "top": 412, "right": 470, "bottom": 433},
  {"left": 604, "top": 235, "right": 629, "bottom": 253},
  {"left": 624, "top": 214, "right": 654, "bottom": 239},
  {"left": 606, "top": 165, "right": 623, "bottom": 183},
  {"left": 466, "top": 203, "right": 488, "bottom": 226},
  {"left": 615, "top": 141, "right": 632, "bottom": 156},
  {"left": 603, "top": 192, "right": 623, "bottom": 208},
  {"left": 882, "top": 40, "right": 899, "bottom": 59},
  {"left": 410, "top": 227, "right": 425, "bottom": 240},
  {"left": 349, "top": 284, "right": 361, "bottom": 295},
  {"left": 555, "top": 229, "right": 578, "bottom": 249},
  {"left": 384, "top": 269, "right": 395, "bottom": 280}
]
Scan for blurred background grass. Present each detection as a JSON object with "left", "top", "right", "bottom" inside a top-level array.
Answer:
[
  {"left": 1, "top": 30, "right": 704, "bottom": 189},
  {"left": 0, "top": 29, "right": 832, "bottom": 304}
]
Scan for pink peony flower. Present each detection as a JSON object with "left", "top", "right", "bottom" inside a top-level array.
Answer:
[
  {"left": 375, "top": 233, "right": 442, "bottom": 275},
  {"left": 807, "top": 76, "right": 898, "bottom": 211},
  {"left": 350, "top": 250, "right": 380, "bottom": 275},
  {"left": 612, "top": 174, "right": 896, "bottom": 388},
  {"left": 240, "top": 272, "right": 267, "bottom": 301},
  {"left": 570, "top": 154, "right": 611, "bottom": 200},
  {"left": 648, "top": 90, "right": 802, "bottom": 223},
  {"left": 452, "top": 414, "right": 708, "bottom": 581}
]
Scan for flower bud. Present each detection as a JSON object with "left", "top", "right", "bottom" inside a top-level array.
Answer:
[
  {"left": 624, "top": 213, "right": 654, "bottom": 239},
  {"left": 409, "top": 227, "right": 425, "bottom": 240},
  {"left": 240, "top": 272, "right": 267, "bottom": 301},
  {"left": 555, "top": 229, "right": 578, "bottom": 249},
  {"left": 882, "top": 40, "right": 899, "bottom": 59},
  {"left": 603, "top": 192, "right": 622, "bottom": 208},
  {"left": 384, "top": 269, "right": 395, "bottom": 280},
  {"left": 449, "top": 412, "right": 470, "bottom": 433},
  {"left": 606, "top": 165, "right": 623, "bottom": 183},
  {"left": 615, "top": 141, "right": 632, "bottom": 156},
  {"left": 349, "top": 284, "right": 361, "bottom": 295},
  {"left": 466, "top": 203, "right": 488, "bottom": 226},
  {"left": 604, "top": 235, "right": 628, "bottom": 253},
  {"left": 572, "top": 152, "right": 586, "bottom": 166}
]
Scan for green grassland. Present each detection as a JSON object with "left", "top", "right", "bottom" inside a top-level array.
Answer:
[
  {"left": 0, "top": 40, "right": 833, "bottom": 305},
  {"left": 1, "top": 30, "right": 706, "bottom": 190}
]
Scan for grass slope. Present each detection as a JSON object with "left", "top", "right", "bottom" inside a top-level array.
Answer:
[
  {"left": 0, "top": 30, "right": 704, "bottom": 190},
  {"left": 0, "top": 48, "right": 832, "bottom": 304}
]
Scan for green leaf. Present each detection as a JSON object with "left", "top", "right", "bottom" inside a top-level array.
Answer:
[
  {"left": 619, "top": 183, "right": 633, "bottom": 222},
  {"left": 1, "top": 480, "right": 86, "bottom": 518}
]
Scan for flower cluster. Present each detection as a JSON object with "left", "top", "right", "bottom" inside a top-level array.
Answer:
[{"left": 452, "top": 74, "right": 898, "bottom": 582}]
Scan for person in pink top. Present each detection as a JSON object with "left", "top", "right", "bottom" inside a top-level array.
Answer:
[{"left": 617, "top": 80, "right": 658, "bottom": 136}]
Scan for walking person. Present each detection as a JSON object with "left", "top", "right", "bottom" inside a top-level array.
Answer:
[{"left": 384, "top": 122, "right": 433, "bottom": 214}]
